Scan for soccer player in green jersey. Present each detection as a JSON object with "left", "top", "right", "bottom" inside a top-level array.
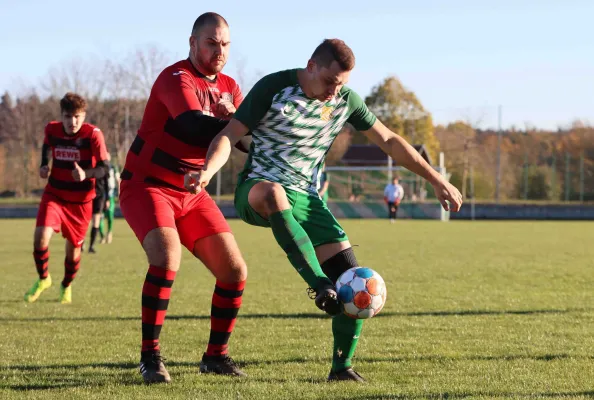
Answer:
[
  {"left": 185, "top": 39, "right": 463, "bottom": 381},
  {"left": 99, "top": 154, "right": 119, "bottom": 244}
]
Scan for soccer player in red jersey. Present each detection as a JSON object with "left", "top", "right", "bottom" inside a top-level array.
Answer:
[
  {"left": 24, "top": 93, "right": 109, "bottom": 304},
  {"left": 119, "top": 12, "right": 249, "bottom": 383}
]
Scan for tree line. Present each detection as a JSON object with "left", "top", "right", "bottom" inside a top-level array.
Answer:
[{"left": 0, "top": 47, "right": 592, "bottom": 201}]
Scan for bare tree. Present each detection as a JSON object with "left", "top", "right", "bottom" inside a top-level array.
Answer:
[
  {"left": 127, "top": 45, "right": 173, "bottom": 99},
  {"left": 42, "top": 56, "right": 109, "bottom": 99}
]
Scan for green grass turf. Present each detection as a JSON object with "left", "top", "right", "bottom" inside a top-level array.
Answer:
[{"left": 0, "top": 219, "right": 593, "bottom": 399}]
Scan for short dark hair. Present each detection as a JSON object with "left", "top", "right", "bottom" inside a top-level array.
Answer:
[
  {"left": 311, "top": 39, "right": 355, "bottom": 71},
  {"left": 191, "top": 12, "right": 228, "bottom": 36},
  {"left": 60, "top": 92, "right": 87, "bottom": 114}
]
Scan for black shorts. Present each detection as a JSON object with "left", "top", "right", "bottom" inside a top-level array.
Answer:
[{"left": 92, "top": 194, "right": 106, "bottom": 214}]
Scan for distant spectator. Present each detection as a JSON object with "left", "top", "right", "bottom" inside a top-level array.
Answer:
[
  {"left": 350, "top": 182, "right": 364, "bottom": 202},
  {"left": 384, "top": 176, "right": 404, "bottom": 223}
]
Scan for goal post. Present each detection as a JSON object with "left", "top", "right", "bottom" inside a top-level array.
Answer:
[{"left": 324, "top": 152, "right": 450, "bottom": 221}]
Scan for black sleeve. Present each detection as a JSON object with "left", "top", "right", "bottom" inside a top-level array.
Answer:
[
  {"left": 234, "top": 135, "right": 253, "bottom": 154},
  {"left": 86, "top": 160, "right": 110, "bottom": 179},
  {"left": 174, "top": 110, "right": 252, "bottom": 153},
  {"left": 40, "top": 143, "right": 51, "bottom": 167}
]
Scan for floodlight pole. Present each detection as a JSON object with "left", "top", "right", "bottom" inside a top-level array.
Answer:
[{"left": 495, "top": 105, "right": 502, "bottom": 203}]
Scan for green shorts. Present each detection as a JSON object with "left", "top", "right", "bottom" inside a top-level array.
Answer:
[{"left": 235, "top": 178, "right": 348, "bottom": 248}]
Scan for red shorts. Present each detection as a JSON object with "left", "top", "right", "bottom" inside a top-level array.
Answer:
[
  {"left": 119, "top": 180, "right": 231, "bottom": 251},
  {"left": 36, "top": 192, "right": 93, "bottom": 247}
]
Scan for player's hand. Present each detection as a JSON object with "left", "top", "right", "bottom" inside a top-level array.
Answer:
[
  {"left": 72, "top": 161, "right": 86, "bottom": 182},
  {"left": 39, "top": 165, "right": 50, "bottom": 179},
  {"left": 216, "top": 100, "right": 236, "bottom": 117},
  {"left": 105, "top": 199, "right": 110, "bottom": 208},
  {"left": 431, "top": 178, "right": 463, "bottom": 212},
  {"left": 184, "top": 170, "right": 212, "bottom": 195}
]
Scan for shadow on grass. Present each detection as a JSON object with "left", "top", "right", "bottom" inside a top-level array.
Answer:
[
  {"left": 346, "top": 392, "right": 594, "bottom": 400},
  {"left": 2, "top": 308, "right": 589, "bottom": 322},
  {"left": 241, "top": 353, "right": 593, "bottom": 366},
  {"left": 4, "top": 373, "right": 594, "bottom": 398},
  {"left": 355, "top": 353, "right": 594, "bottom": 363},
  {"left": 2, "top": 357, "right": 593, "bottom": 395},
  {"left": 4, "top": 353, "right": 591, "bottom": 373},
  {"left": 1, "top": 369, "right": 140, "bottom": 391}
]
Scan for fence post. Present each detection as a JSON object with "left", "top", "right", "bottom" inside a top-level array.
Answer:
[
  {"left": 551, "top": 152, "right": 556, "bottom": 200},
  {"left": 470, "top": 166, "right": 475, "bottom": 220},
  {"left": 523, "top": 152, "right": 529, "bottom": 200},
  {"left": 565, "top": 152, "right": 571, "bottom": 201},
  {"left": 580, "top": 151, "right": 584, "bottom": 202}
]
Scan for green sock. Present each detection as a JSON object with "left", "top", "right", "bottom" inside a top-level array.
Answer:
[
  {"left": 98, "top": 218, "right": 105, "bottom": 238},
  {"left": 332, "top": 314, "right": 364, "bottom": 371},
  {"left": 269, "top": 209, "right": 331, "bottom": 289}
]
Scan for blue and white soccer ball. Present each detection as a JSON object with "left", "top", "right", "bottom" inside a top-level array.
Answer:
[{"left": 335, "top": 267, "right": 387, "bottom": 319}]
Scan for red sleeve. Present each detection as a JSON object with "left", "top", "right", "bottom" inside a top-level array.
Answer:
[
  {"left": 91, "top": 128, "right": 109, "bottom": 162},
  {"left": 157, "top": 70, "right": 202, "bottom": 118},
  {"left": 232, "top": 80, "right": 243, "bottom": 109}
]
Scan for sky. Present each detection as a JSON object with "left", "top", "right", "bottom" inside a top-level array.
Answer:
[{"left": 0, "top": 0, "right": 592, "bottom": 130}]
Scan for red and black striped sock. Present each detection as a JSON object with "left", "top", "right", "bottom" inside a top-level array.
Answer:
[
  {"left": 141, "top": 265, "right": 176, "bottom": 354},
  {"left": 33, "top": 247, "right": 49, "bottom": 279},
  {"left": 206, "top": 280, "right": 245, "bottom": 356},
  {"left": 61, "top": 257, "right": 81, "bottom": 287}
]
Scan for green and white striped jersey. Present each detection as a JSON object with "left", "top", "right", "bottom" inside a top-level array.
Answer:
[{"left": 234, "top": 69, "right": 376, "bottom": 195}]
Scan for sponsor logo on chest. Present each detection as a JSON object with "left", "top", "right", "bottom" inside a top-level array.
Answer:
[{"left": 54, "top": 147, "right": 81, "bottom": 161}]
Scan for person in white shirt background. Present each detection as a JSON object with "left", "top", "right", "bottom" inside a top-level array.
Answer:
[{"left": 384, "top": 176, "right": 404, "bottom": 223}]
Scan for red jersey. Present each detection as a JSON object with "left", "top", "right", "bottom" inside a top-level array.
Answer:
[
  {"left": 121, "top": 59, "right": 243, "bottom": 190},
  {"left": 44, "top": 121, "right": 108, "bottom": 203}
]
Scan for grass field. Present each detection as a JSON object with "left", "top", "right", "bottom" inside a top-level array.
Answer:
[{"left": 0, "top": 219, "right": 593, "bottom": 399}]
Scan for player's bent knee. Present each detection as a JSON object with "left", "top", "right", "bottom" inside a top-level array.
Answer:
[
  {"left": 34, "top": 227, "right": 52, "bottom": 249},
  {"left": 146, "top": 250, "right": 181, "bottom": 271},
  {"left": 195, "top": 233, "right": 248, "bottom": 282},
  {"left": 320, "top": 247, "right": 359, "bottom": 284},
  {"left": 65, "top": 242, "right": 81, "bottom": 261},
  {"left": 221, "top": 259, "right": 248, "bottom": 283},
  {"left": 143, "top": 228, "right": 182, "bottom": 271},
  {"left": 145, "top": 246, "right": 182, "bottom": 271},
  {"left": 249, "top": 182, "right": 289, "bottom": 217}
]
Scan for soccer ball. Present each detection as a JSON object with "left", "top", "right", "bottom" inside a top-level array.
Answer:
[{"left": 336, "top": 267, "right": 387, "bottom": 319}]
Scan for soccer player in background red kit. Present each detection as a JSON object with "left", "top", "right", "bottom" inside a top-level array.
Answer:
[
  {"left": 24, "top": 93, "right": 109, "bottom": 304},
  {"left": 119, "top": 12, "right": 249, "bottom": 383}
]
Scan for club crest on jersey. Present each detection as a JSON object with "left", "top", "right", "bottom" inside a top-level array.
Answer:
[
  {"left": 320, "top": 105, "right": 334, "bottom": 121},
  {"left": 55, "top": 147, "right": 81, "bottom": 161},
  {"left": 221, "top": 92, "right": 233, "bottom": 103}
]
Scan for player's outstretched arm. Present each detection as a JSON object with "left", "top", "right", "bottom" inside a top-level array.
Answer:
[
  {"left": 362, "top": 119, "right": 463, "bottom": 211},
  {"left": 184, "top": 119, "right": 250, "bottom": 194}
]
